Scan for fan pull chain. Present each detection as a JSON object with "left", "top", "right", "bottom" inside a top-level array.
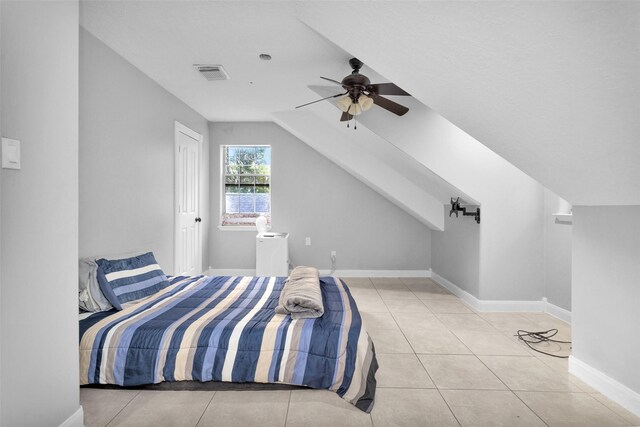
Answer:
[
  {"left": 345, "top": 102, "right": 358, "bottom": 130},
  {"left": 346, "top": 115, "right": 357, "bottom": 130}
]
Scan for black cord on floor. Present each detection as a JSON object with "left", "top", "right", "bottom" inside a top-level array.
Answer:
[{"left": 515, "top": 329, "right": 572, "bottom": 359}]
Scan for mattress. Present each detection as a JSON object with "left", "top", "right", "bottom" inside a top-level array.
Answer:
[{"left": 79, "top": 275, "right": 378, "bottom": 412}]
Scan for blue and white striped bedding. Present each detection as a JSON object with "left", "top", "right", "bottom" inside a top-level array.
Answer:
[
  {"left": 79, "top": 275, "right": 378, "bottom": 412},
  {"left": 96, "top": 252, "right": 168, "bottom": 310}
]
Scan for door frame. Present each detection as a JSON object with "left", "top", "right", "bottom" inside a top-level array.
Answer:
[{"left": 174, "top": 120, "right": 204, "bottom": 275}]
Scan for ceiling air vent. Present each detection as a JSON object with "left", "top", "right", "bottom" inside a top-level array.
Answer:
[{"left": 194, "top": 64, "right": 230, "bottom": 81}]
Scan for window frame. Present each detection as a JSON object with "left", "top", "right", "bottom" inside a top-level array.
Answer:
[{"left": 220, "top": 144, "right": 271, "bottom": 228}]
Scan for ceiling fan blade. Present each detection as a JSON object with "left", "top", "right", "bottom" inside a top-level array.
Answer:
[
  {"left": 340, "top": 111, "right": 353, "bottom": 122},
  {"left": 370, "top": 93, "right": 410, "bottom": 116},
  {"left": 368, "top": 83, "right": 410, "bottom": 96},
  {"left": 295, "top": 92, "right": 347, "bottom": 109},
  {"left": 320, "top": 76, "right": 344, "bottom": 86}
]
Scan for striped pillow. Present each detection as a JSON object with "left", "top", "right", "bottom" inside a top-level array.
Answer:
[{"left": 96, "top": 252, "right": 169, "bottom": 310}]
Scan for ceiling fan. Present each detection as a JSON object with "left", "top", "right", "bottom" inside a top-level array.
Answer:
[{"left": 296, "top": 58, "right": 411, "bottom": 124}]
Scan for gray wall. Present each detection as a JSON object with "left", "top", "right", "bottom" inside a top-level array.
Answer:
[
  {"left": 432, "top": 186, "right": 571, "bottom": 310},
  {"left": 477, "top": 179, "right": 545, "bottom": 301},
  {"left": 209, "top": 122, "right": 431, "bottom": 271},
  {"left": 1, "top": 1, "right": 81, "bottom": 425},
  {"left": 543, "top": 189, "right": 572, "bottom": 311},
  {"left": 353, "top": 98, "right": 546, "bottom": 302},
  {"left": 0, "top": 3, "right": 4, "bottom": 422},
  {"left": 431, "top": 205, "right": 480, "bottom": 296},
  {"left": 0, "top": 3, "right": 3, "bottom": 421},
  {"left": 80, "top": 29, "right": 210, "bottom": 273},
  {"left": 572, "top": 206, "right": 640, "bottom": 395}
]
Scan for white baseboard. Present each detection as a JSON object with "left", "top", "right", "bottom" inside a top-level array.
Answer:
[
  {"left": 478, "top": 299, "right": 544, "bottom": 312},
  {"left": 543, "top": 297, "right": 572, "bottom": 323},
  {"left": 319, "top": 269, "right": 431, "bottom": 278},
  {"left": 569, "top": 356, "right": 640, "bottom": 418},
  {"left": 207, "top": 269, "right": 431, "bottom": 278},
  {"left": 431, "top": 272, "right": 542, "bottom": 312},
  {"left": 430, "top": 272, "right": 482, "bottom": 308},
  {"left": 59, "top": 406, "right": 83, "bottom": 427},
  {"left": 431, "top": 272, "right": 571, "bottom": 323}
]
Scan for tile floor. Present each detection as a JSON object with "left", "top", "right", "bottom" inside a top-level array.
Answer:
[{"left": 81, "top": 277, "right": 640, "bottom": 427}]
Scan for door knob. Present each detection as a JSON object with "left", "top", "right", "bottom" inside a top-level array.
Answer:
[{"left": 195, "top": 217, "right": 202, "bottom": 223}]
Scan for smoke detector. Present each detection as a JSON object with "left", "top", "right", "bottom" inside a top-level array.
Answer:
[{"left": 193, "top": 64, "right": 230, "bottom": 81}]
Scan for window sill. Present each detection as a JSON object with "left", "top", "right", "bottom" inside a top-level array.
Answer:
[{"left": 217, "top": 226, "right": 258, "bottom": 232}]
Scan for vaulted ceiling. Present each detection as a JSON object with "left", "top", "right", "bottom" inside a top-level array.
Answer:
[
  {"left": 81, "top": 1, "right": 640, "bottom": 209},
  {"left": 298, "top": 1, "right": 640, "bottom": 205}
]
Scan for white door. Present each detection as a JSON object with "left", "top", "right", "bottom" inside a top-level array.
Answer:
[{"left": 174, "top": 122, "right": 202, "bottom": 276}]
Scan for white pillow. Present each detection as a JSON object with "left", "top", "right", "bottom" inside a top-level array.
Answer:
[{"left": 79, "top": 258, "right": 112, "bottom": 312}]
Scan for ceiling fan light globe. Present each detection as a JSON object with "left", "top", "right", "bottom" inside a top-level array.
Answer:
[
  {"left": 348, "top": 103, "right": 363, "bottom": 115},
  {"left": 336, "top": 96, "right": 352, "bottom": 112},
  {"left": 358, "top": 95, "right": 374, "bottom": 111}
]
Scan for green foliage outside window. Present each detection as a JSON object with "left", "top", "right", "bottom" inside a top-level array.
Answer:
[{"left": 223, "top": 146, "right": 271, "bottom": 217}]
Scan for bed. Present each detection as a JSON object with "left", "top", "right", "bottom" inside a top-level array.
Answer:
[{"left": 79, "top": 274, "right": 378, "bottom": 412}]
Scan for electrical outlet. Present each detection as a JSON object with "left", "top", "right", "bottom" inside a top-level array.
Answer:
[
  {"left": 331, "top": 251, "right": 336, "bottom": 259},
  {"left": 305, "top": 237, "right": 311, "bottom": 246}
]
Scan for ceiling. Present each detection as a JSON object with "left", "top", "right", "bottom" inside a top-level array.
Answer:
[
  {"left": 80, "top": 1, "right": 350, "bottom": 121},
  {"left": 81, "top": 1, "right": 640, "bottom": 206},
  {"left": 297, "top": 1, "right": 640, "bottom": 205},
  {"left": 306, "top": 84, "right": 477, "bottom": 205}
]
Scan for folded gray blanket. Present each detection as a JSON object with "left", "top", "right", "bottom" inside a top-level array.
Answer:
[{"left": 275, "top": 266, "right": 324, "bottom": 319}]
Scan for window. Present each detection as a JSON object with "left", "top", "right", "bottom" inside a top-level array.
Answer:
[{"left": 221, "top": 145, "right": 271, "bottom": 227}]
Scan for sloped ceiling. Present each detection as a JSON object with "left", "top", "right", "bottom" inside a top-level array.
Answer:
[
  {"left": 298, "top": 1, "right": 640, "bottom": 205},
  {"left": 80, "top": 0, "right": 470, "bottom": 230},
  {"left": 303, "top": 85, "right": 477, "bottom": 206},
  {"left": 272, "top": 109, "right": 447, "bottom": 230},
  {"left": 80, "top": 1, "right": 347, "bottom": 121},
  {"left": 81, "top": 1, "right": 640, "bottom": 207}
]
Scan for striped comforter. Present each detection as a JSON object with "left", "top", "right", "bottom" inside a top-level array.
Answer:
[{"left": 79, "top": 275, "right": 378, "bottom": 412}]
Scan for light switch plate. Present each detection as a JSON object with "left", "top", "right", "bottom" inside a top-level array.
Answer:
[{"left": 1, "top": 138, "right": 21, "bottom": 170}]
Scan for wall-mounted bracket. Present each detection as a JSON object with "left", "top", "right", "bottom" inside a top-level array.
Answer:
[{"left": 449, "top": 197, "right": 480, "bottom": 224}]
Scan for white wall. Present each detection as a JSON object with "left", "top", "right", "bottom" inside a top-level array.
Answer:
[
  {"left": 543, "top": 189, "right": 572, "bottom": 311},
  {"left": 1, "top": 1, "right": 81, "bottom": 425},
  {"left": 209, "top": 122, "right": 431, "bottom": 272},
  {"left": 432, "top": 206, "right": 480, "bottom": 296},
  {"left": 79, "top": 29, "right": 210, "bottom": 273},
  {"left": 571, "top": 206, "right": 640, "bottom": 401},
  {"left": 354, "top": 98, "right": 546, "bottom": 302}
]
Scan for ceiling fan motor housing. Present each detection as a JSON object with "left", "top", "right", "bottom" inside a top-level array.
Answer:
[{"left": 341, "top": 73, "right": 371, "bottom": 101}]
